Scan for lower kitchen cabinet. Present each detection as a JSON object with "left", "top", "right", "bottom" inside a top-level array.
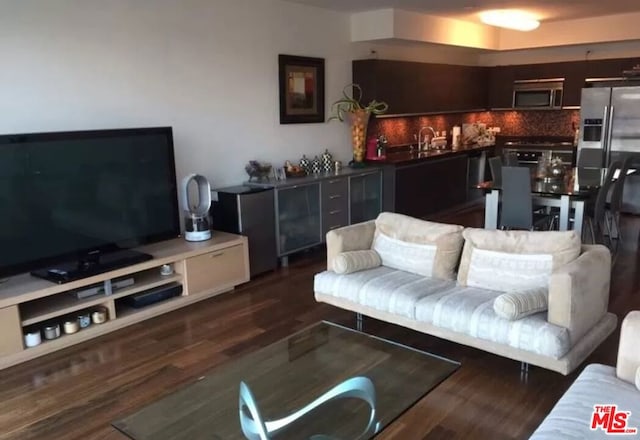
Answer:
[
  {"left": 247, "top": 168, "right": 383, "bottom": 265},
  {"left": 349, "top": 171, "right": 382, "bottom": 224},
  {"left": 276, "top": 182, "right": 322, "bottom": 256}
]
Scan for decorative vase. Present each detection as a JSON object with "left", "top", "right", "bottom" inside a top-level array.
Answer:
[
  {"left": 311, "top": 156, "right": 322, "bottom": 174},
  {"left": 321, "top": 149, "right": 333, "bottom": 173},
  {"left": 299, "top": 155, "right": 310, "bottom": 175},
  {"left": 348, "top": 110, "right": 371, "bottom": 165}
]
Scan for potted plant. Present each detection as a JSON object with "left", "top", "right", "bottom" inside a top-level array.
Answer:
[{"left": 329, "top": 84, "right": 388, "bottom": 165}]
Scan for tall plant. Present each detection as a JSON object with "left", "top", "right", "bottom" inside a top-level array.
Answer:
[{"left": 328, "top": 83, "right": 388, "bottom": 122}]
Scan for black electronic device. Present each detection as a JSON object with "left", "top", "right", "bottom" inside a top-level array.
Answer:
[
  {"left": 122, "top": 282, "right": 182, "bottom": 309},
  {"left": 0, "top": 127, "right": 181, "bottom": 281}
]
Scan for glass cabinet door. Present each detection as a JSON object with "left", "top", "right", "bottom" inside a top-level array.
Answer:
[
  {"left": 276, "top": 183, "right": 321, "bottom": 256},
  {"left": 349, "top": 172, "right": 382, "bottom": 224}
]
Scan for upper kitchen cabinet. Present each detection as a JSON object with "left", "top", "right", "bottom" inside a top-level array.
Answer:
[
  {"left": 353, "top": 59, "right": 488, "bottom": 115},
  {"left": 584, "top": 57, "right": 640, "bottom": 80},
  {"left": 488, "top": 66, "right": 516, "bottom": 109}
]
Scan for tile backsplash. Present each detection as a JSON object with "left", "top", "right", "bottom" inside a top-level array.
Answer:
[{"left": 369, "top": 110, "right": 580, "bottom": 146}]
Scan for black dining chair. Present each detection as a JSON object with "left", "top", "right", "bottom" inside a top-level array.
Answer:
[
  {"left": 489, "top": 156, "right": 503, "bottom": 185},
  {"left": 504, "top": 151, "right": 519, "bottom": 166},
  {"left": 584, "top": 161, "right": 621, "bottom": 246},
  {"left": 606, "top": 156, "right": 633, "bottom": 240},
  {"left": 577, "top": 148, "right": 603, "bottom": 168},
  {"left": 500, "top": 166, "right": 552, "bottom": 230}
]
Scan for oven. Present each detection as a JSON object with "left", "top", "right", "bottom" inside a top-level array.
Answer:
[{"left": 504, "top": 147, "right": 575, "bottom": 169}]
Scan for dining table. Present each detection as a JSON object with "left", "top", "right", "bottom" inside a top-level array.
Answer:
[{"left": 477, "top": 167, "right": 612, "bottom": 237}]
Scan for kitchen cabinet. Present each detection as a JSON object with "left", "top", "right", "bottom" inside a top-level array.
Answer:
[
  {"left": 584, "top": 57, "right": 640, "bottom": 80},
  {"left": 247, "top": 168, "right": 383, "bottom": 265},
  {"left": 349, "top": 171, "right": 382, "bottom": 224},
  {"left": 392, "top": 155, "right": 469, "bottom": 218},
  {"left": 488, "top": 66, "right": 516, "bottom": 109},
  {"left": 276, "top": 182, "right": 322, "bottom": 256},
  {"left": 353, "top": 59, "right": 488, "bottom": 115}
]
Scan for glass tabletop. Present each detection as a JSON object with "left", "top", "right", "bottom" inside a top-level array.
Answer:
[
  {"left": 477, "top": 167, "right": 608, "bottom": 197},
  {"left": 113, "top": 321, "right": 459, "bottom": 440}
]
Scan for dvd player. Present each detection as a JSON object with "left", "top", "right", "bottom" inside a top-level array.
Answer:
[{"left": 122, "top": 282, "right": 182, "bottom": 309}]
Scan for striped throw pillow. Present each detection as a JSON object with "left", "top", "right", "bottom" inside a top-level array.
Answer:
[
  {"left": 333, "top": 250, "right": 382, "bottom": 274},
  {"left": 493, "top": 287, "right": 548, "bottom": 321}
]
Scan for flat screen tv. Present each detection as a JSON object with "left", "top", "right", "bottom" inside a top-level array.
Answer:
[{"left": 0, "top": 127, "right": 181, "bottom": 282}]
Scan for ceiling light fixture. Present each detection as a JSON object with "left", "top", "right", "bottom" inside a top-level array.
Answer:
[{"left": 479, "top": 9, "right": 540, "bottom": 32}]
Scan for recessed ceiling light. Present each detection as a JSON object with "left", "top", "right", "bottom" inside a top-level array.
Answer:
[{"left": 479, "top": 9, "right": 540, "bottom": 31}]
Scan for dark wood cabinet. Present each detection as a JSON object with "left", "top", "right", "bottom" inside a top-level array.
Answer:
[
  {"left": 353, "top": 59, "right": 488, "bottom": 115},
  {"left": 357, "top": 57, "right": 640, "bottom": 113},
  {"left": 393, "top": 155, "right": 468, "bottom": 218},
  {"left": 488, "top": 66, "right": 515, "bottom": 109}
]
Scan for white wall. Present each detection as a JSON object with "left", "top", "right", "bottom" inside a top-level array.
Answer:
[{"left": 0, "top": 0, "right": 358, "bottom": 188}]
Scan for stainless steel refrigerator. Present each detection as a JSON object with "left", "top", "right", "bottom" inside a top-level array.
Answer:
[{"left": 578, "top": 86, "right": 640, "bottom": 213}]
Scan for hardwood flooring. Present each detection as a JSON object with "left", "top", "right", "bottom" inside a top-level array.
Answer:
[{"left": 1, "top": 208, "right": 639, "bottom": 440}]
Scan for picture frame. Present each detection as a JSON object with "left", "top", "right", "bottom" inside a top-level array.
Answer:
[{"left": 279, "top": 54, "right": 325, "bottom": 124}]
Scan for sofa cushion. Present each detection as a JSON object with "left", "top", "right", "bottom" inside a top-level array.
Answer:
[
  {"left": 493, "top": 287, "right": 548, "bottom": 321},
  {"left": 458, "top": 228, "right": 581, "bottom": 292},
  {"left": 373, "top": 212, "right": 464, "bottom": 280},
  {"left": 636, "top": 366, "right": 640, "bottom": 391},
  {"left": 314, "top": 267, "right": 455, "bottom": 320},
  {"left": 414, "top": 285, "right": 570, "bottom": 358},
  {"left": 530, "top": 364, "right": 640, "bottom": 439},
  {"left": 333, "top": 250, "right": 382, "bottom": 274}
]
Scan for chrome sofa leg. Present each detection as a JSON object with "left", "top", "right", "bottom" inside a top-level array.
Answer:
[
  {"left": 520, "top": 362, "right": 530, "bottom": 383},
  {"left": 356, "top": 313, "right": 363, "bottom": 332}
]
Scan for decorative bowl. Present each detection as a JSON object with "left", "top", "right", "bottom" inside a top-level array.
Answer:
[{"left": 245, "top": 161, "right": 272, "bottom": 181}]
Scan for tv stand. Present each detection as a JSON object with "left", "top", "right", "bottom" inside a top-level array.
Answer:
[
  {"left": 31, "top": 249, "right": 153, "bottom": 284},
  {"left": 0, "top": 232, "right": 249, "bottom": 370}
]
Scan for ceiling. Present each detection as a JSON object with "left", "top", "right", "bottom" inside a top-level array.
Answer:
[{"left": 284, "top": 0, "right": 640, "bottom": 22}]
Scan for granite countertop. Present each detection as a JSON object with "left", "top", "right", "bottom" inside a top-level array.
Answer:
[
  {"left": 244, "top": 164, "right": 382, "bottom": 189},
  {"left": 374, "top": 143, "right": 495, "bottom": 165}
]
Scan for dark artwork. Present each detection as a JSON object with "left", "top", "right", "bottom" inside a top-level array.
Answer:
[{"left": 279, "top": 55, "right": 325, "bottom": 124}]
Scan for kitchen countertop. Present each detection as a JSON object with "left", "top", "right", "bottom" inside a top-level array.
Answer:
[
  {"left": 243, "top": 165, "right": 382, "bottom": 189},
  {"left": 373, "top": 143, "right": 495, "bottom": 165}
]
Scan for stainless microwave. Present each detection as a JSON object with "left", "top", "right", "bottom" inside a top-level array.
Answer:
[{"left": 513, "top": 79, "right": 564, "bottom": 109}]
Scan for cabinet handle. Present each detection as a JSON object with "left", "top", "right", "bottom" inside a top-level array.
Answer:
[
  {"left": 209, "top": 252, "right": 225, "bottom": 258},
  {"left": 329, "top": 209, "right": 342, "bottom": 215},
  {"left": 329, "top": 194, "right": 342, "bottom": 199},
  {"left": 328, "top": 179, "right": 342, "bottom": 184}
]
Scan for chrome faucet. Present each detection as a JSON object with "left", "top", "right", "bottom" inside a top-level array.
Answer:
[{"left": 418, "top": 126, "right": 437, "bottom": 151}]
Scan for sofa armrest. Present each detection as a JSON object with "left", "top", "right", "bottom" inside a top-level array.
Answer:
[
  {"left": 617, "top": 311, "right": 640, "bottom": 384},
  {"left": 326, "top": 221, "right": 376, "bottom": 271},
  {"left": 547, "top": 245, "right": 611, "bottom": 344}
]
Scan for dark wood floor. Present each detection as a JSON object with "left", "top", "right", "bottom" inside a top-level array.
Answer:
[{"left": 1, "top": 208, "right": 639, "bottom": 440}]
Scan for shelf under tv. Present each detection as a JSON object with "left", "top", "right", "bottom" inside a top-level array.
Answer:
[{"left": 0, "top": 232, "right": 249, "bottom": 370}]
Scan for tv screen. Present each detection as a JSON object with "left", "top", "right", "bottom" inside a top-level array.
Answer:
[{"left": 0, "top": 127, "right": 181, "bottom": 278}]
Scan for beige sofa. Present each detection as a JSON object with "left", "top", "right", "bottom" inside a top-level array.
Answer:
[
  {"left": 314, "top": 213, "right": 617, "bottom": 375},
  {"left": 530, "top": 311, "right": 640, "bottom": 439}
]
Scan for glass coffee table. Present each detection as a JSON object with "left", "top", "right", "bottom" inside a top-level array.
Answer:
[{"left": 113, "top": 321, "right": 459, "bottom": 439}]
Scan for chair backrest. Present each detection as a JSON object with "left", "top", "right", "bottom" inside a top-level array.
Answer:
[
  {"left": 577, "top": 148, "right": 604, "bottom": 167},
  {"left": 504, "top": 151, "right": 519, "bottom": 166},
  {"left": 489, "top": 157, "right": 503, "bottom": 185},
  {"left": 500, "top": 166, "right": 533, "bottom": 230},
  {"left": 609, "top": 156, "right": 633, "bottom": 215},
  {"left": 594, "top": 161, "right": 622, "bottom": 227}
]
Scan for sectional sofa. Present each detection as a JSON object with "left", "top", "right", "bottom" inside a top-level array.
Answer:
[
  {"left": 314, "top": 212, "right": 617, "bottom": 375},
  {"left": 530, "top": 311, "right": 640, "bottom": 439}
]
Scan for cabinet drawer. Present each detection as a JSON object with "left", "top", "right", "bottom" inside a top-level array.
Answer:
[
  {"left": 322, "top": 208, "right": 349, "bottom": 237},
  {"left": 184, "top": 244, "right": 247, "bottom": 295},
  {"left": 322, "top": 178, "right": 348, "bottom": 201}
]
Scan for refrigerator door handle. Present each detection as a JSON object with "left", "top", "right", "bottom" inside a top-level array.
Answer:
[{"left": 606, "top": 106, "right": 615, "bottom": 166}]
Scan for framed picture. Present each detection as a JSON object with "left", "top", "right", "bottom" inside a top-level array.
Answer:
[{"left": 279, "top": 54, "right": 325, "bottom": 124}]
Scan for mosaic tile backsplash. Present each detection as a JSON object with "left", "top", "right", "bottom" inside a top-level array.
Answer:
[{"left": 370, "top": 110, "right": 580, "bottom": 146}]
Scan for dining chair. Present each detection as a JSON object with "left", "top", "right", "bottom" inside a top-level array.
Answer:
[
  {"left": 584, "top": 161, "right": 621, "bottom": 246},
  {"left": 504, "top": 151, "right": 519, "bottom": 166},
  {"left": 577, "top": 148, "right": 603, "bottom": 168},
  {"left": 489, "top": 156, "right": 503, "bottom": 185},
  {"left": 499, "top": 166, "right": 552, "bottom": 230},
  {"left": 606, "top": 156, "right": 633, "bottom": 240}
]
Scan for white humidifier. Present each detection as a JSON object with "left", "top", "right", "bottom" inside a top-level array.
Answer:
[{"left": 181, "top": 174, "right": 212, "bottom": 242}]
